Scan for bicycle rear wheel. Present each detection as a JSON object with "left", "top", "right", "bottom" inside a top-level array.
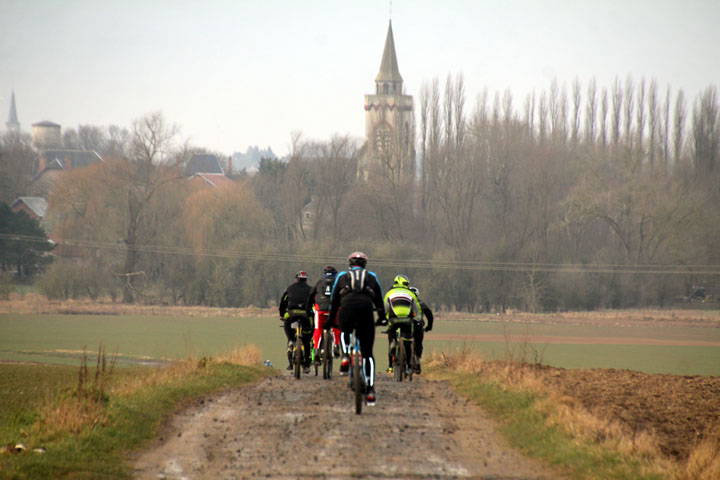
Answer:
[
  {"left": 294, "top": 336, "right": 302, "bottom": 379},
  {"left": 353, "top": 352, "right": 362, "bottom": 414},
  {"left": 322, "top": 330, "right": 332, "bottom": 379}
]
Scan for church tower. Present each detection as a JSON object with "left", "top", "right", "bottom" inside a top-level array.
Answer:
[
  {"left": 6, "top": 90, "right": 20, "bottom": 132},
  {"left": 361, "top": 21, "right": 415, "bottom": 179}
]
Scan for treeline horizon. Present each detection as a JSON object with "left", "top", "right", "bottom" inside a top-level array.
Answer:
[{"left": 1, "top": 74, "right": 718, "bottom": 312}]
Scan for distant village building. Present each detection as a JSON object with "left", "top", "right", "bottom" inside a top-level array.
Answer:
[
  {"left": 31, "top": 120, "right": 62, "bottom": 151},
  {"left": 27, "top": 149, "right": 103, "bottom": 198},
  {"left": 11, "top": 196, "right": 48, "bottom": 221},
  {"left": 360, "top": 20, "right": 415, "bottom": 180},
  {"left": 184, "top": 153, "right": 235, "bottom": 189}
]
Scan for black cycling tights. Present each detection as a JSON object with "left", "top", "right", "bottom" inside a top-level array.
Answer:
[{"left": 338, "top": 302, "right": 376, "bottom": 386}]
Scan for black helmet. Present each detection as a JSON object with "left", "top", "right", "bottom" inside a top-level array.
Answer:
[
  {"left": 347, "top": 251, "right": 368, "bottom": 268},
  {"left": 323, "top": 265, "right": 337, "bottom": 278},
  {"left": 295, "top": 270, "right": 309, "bottom": 280}
]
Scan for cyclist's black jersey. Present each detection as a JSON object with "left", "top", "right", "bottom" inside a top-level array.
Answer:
[
  {"left": 279, "top": 281, "right": 312, "bottom": 318},
  {"left": 329, "top": 267, "right": 385, "bottom": 322}
]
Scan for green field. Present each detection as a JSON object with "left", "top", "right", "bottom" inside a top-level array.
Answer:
[{"left": 1, "top": 314, "right": 719, "bottom": 375}]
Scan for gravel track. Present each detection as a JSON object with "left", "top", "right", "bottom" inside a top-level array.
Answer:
[{"left": 133, "top": 370, "right": 559, "bottom": 480}]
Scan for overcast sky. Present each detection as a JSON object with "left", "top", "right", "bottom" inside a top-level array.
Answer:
[{"left": 1, "top": 0, "right": 718, "bottom": 157}]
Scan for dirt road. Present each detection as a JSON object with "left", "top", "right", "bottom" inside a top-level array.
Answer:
[{"left": 133, "top": 370, "right": 559, "bottom": 480}]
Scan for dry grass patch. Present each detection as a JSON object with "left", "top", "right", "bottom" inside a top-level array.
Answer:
[
  {"left": 676, "top": 435, "right": 720, "bottom": 480},
  {"left": 34, "top": 344, "right": 262, "bottom": 439}
]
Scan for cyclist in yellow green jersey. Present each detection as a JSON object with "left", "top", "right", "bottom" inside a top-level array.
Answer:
[{"left": 383, "top": 275, "right": 422, "bottom": 374}]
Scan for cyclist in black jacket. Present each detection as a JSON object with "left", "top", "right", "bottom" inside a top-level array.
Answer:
[
  {"left": 279, "top": 270, "right": 312, "bottom": 372},
  {"left": 328, "top": 252, "right": 386, "bottom": 405},
  {"left": 410, "top": 286, "right": 434, "bottom": 374}
]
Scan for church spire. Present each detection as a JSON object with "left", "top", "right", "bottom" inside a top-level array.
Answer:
[
  {"left": 6, "top": 90, "right": 20, "bottom": 132},
  {"left": 375, "top": 21, "right": 403, "bottom": 93}
]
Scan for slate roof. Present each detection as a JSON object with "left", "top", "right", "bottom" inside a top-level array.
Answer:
[
  {"left": 12, "top": 197, "right": 48, "bottom": 219},
  {"left": 184, "top": 154, "right": 224, "bottom": 176},
  {"left": 40, "top": 149, "right": 102, "bottom": 170}
]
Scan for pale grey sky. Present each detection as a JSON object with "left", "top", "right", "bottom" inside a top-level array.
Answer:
[{"left": 1, "top": 0, "right": 718, "bottom": 157}]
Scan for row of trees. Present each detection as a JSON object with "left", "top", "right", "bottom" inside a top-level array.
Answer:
[{"left": 4, "top": 75, "right": 718, "bottom": 311}]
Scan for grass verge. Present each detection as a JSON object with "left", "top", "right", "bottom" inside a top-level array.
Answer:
[
  {"left": 426, "top": 349, "right": 673, "bottom": 480},
  {"left": 0, "top": 346, "right": 274, "bottom": 479}
]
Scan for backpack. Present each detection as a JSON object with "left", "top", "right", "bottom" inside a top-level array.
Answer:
[
  {"left": 315, "top": 277, "right": 334, "bottom": 311},
  {"left": 340, "top": 268, "right": 375, "bottom": 299}
]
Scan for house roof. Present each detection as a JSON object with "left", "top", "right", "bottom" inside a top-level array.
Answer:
[
  {"left": 41, "top": 149, "right": 102, "bottom": 170},
  {"left": 188, "top": 173, "right": 234, "bottom": 189},
  {"left": 12, "top": 196, "right": 48, "bottom": 218},
  {"left": 184, "top": 154, "right": 224, "bottom": 176},
  {"left": 375, "top": 21, "right": 403, "bottom": 83}
]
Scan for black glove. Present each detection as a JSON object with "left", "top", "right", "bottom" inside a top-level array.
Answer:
[{"left": 424, "top": 326, "right": 432, "bottom": 332}]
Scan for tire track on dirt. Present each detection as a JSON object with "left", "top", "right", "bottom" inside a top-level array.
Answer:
[{"left": 133, "top": 371, "right": 559, "bottom": 479}]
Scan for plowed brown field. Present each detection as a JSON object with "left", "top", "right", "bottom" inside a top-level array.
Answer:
[{"left": 530, "top": 366, "right": 720, "bottom": 461}]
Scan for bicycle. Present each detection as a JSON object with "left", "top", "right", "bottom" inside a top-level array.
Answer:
[
  {"left": 291, "top": 319, "right": 304, "bottom": 379},
  {"left": 388, "top": 317, "right": 417, "bottom": 382},
  {"left": 312, "top": 327, "right": 334, "bottom": 379}
]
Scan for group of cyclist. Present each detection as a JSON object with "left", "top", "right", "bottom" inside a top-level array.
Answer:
[{"left": 278, "top": 251, "right": 434, "bottom": 406}]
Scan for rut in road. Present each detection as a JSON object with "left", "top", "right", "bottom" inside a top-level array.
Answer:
[{"left": 133, "top": 370, "right": 559, "bottom": 479}]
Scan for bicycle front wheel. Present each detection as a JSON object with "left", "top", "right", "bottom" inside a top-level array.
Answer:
[{"left": 322, "top": 330, "right": 332, "bottom": 379}]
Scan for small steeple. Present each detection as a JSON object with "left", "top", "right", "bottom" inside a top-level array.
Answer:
[
  {"left": 375, "top": 21, "right": 403, "bottom": 94},
  {"left": 6, "top": 90, "right": 20, "bottom": 132}
]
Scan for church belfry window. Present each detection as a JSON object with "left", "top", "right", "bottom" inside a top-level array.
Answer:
[{"left": 383, "top": 83, "right": 389, "bottom": 94}]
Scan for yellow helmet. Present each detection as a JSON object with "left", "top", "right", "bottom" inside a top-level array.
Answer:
[{"left": 393, "top": 275, "right": 409, "bottom": 288}]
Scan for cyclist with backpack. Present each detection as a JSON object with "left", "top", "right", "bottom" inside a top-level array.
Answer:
[
  {"left": 328, "top": 252, "right": 385, "bottom": 405},
  {"left": 409, "top": 286, "right": 434, "bottom": 374},
  {"left": 383, "top": 275, "right": 422, "bottom": 374},
  {"left": 307, "top": 265, "right": 341, "bottom": 362},
  {"left": 279, "top": 270, "right": 313, "bottom": 373}
]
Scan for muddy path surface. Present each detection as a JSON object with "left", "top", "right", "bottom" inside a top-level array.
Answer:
[{"left": 133, "top": 370, "right": 559, "bottom": 480}]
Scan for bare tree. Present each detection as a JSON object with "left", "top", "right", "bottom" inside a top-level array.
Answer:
[
  {"left": 623, "top": 75, "right": 635, "bottom": 149},
  {"left": 648, "top": 79, "right": 659, "bottom": 168},
  {"left": 600, "top": 87, "right": 609, "bottom": 148},
  {"left": 673, "top": 90, "right": 687, "bottom": 167},
  {"left": 585, "top": 78, "right": 598, "bottom": 145},
  {"left": 454, "top": 75, "right": 466, "bottom": 153},
  {"left": 692, "top": 86, "right": 720, "bottom": 174},
  {"left": 538, "top": 91, "right": 548, "bottom": 143},
  {"left": 611, "top": 77, "right": 623, "bottom": 145},
  {"left": 524, "top": 90, "right": 536, "bottom": 141},
  {"left": 120, "top": 112, "right": 182, "bottom": 302},
  {"left": 662, "top": 86, "right": 672, "bottom": 171},
  {"left": 635, "top": 77, "right": 646, "bottom": 161},
  {"left": 571, "top": 78, "right": 582, "bottom": 147}
]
